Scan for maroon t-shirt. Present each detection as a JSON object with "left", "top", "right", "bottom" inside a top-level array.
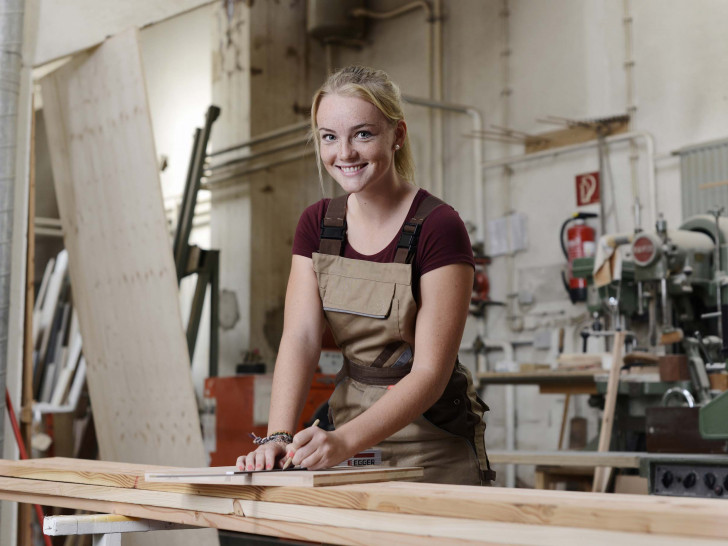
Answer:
[{"left": 292, "top": 189, "right": 474, "bottom": 298}]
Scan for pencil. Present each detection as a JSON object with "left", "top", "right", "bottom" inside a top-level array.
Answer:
[{"left": 282, "top": 418, "right": 320, "bottom": 470}]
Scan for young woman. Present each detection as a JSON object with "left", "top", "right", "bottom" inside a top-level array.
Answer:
[{"left": 236, "top": 66, "right": 494, "bottom": 485}]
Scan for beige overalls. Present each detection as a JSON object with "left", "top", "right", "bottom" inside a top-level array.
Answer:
[{"left": 312, "top": 194, "right": 495, "bottom": 485}]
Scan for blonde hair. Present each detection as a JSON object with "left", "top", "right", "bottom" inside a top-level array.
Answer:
[{"left": 310, "top": 66, "right": 415, "bottom": 193}]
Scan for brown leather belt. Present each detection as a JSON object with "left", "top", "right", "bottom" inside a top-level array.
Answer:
[{"left": 336, "top": 358, "right": 412, "bottom": 386}]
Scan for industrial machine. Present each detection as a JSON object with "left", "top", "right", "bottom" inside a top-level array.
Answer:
[{"left": 573, "top": 212, "right": 728, "bottom": 498}]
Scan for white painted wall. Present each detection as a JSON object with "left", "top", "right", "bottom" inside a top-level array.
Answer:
[{"left": 139, "top": 3, "right": 214, "bottom": 396}]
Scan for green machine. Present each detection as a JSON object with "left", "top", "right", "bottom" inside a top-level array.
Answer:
[{"left": 573, "top": 214, "right": 728, "bottom": 356}]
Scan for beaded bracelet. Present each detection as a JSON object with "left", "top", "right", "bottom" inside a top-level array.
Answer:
[{"left": 249, "top": 431, "right": 293, "bottom": 445}]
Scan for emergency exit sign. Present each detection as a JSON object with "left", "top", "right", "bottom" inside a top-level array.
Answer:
[{"left": 575, "top": 172, "right": 600, "bottom": 206}]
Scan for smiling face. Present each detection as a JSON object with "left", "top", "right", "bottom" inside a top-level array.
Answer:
[{"left": 316, "top": 94, "right": 405, "bottom": 195}]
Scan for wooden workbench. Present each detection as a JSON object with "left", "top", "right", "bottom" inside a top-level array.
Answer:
[
  {"left": 0, "top": 457, "right": 726, "bottom": 545},
  {"left": 478, "top": 369, "right": 601, "bottom": 394}
]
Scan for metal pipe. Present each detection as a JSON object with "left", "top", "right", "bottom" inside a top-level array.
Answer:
[
  {"left": 206, "top": 136, "right": 309, "bottom": 171},
  {"left": 207, "top": 121, "right": 309, "bottom": 158},
  {"left": 482, "top": 131, "right": 658, "bottom": 230},
  {"left": 352, "top": 2, "right": 441, "bottom": 195},
  {"left": 202, "top": 149, "right": 315, "bottom": 190},
  {"left": 351, "top": 1, "right": 432, "bottom": 21},
  {"left": 402, "top": 95, "right": 486, "bottom": 244},
  {"left": 0, "top": 0, "right": 25, "bottom": 483},
  {"left": 432, "top": 0, "right": 444, "bottom": 197}
]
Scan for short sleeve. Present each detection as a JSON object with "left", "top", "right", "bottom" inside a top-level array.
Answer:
[
  {"left": 292, "top": 199, "right": 329, "bottom": 258},
  {"left": 415, "top": 204, "right": 474, "bottom": 276}
]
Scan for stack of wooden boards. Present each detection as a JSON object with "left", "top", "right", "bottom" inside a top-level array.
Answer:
[
  {"left": 0, "top": 457, "right": 726, "bottom": 545},
  {"left": 31, "top": 250, "right": 86, "bottom": 409}
]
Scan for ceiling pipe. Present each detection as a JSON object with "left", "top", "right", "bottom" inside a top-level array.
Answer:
[
  {"left": 482, "top": 131, "right": 658, "bottom": 230},
  {"left": 403, "top": 95, "right": 485, "bottom": 244}
]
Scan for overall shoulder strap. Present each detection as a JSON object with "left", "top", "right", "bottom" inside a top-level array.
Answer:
[
  {"left": 394, "top": 194, "right": 446, "bottom": 264},
  {"left": 318, "top": 194, "right": 348, "bottom": 256}
]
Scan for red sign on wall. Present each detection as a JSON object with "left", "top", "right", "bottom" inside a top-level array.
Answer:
[{"left": 575, "top": 172, "right": 600, "bottom": 207}]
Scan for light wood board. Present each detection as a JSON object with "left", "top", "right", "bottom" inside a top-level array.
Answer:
[
  {"left": 40, "top": 28, "right": 205, "bottom": 468},
  {"left": 1, "top": 458, "right": 728, "bottom": 542},
  {"left": 593, "top": 332, "right": 625, "bottom": 492},
  {"left": 486, "top": 450, "right": 642, "bottom": 468},
  {"left": 0, "top": 477, "right": 725, "bottom": 545},
  {"left": 39, "top": 29, "right": 215, "bottom": 546},
  {"left": 145, "top": 465, "right": 423, "bottom": 487}
]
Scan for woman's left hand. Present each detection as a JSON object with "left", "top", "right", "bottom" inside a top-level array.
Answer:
[{"left": 285, "top": 427, "right": 351, "bottom": 470}]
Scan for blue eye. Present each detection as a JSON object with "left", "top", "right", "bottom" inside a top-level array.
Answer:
[
  {"left": 321, "top": 134, "right": 335, "bottom": 142},
  {"left": 356, "top": 131, "right": 372, "bottom": 139}
]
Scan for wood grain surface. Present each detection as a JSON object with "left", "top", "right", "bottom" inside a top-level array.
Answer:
[{"left": 1, "top": 458, "right": 727, "bottom": 542}]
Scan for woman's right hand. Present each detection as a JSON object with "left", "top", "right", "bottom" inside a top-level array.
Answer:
[{"left": 236, "top": 441, "right": 288, "bottom": 471}]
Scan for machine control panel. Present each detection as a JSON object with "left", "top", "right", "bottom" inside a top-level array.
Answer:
[{"left": 652, "top": 463, "right": 728, "bottom": 499}]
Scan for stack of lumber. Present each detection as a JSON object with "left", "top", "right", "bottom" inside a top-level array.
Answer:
[
  {"left": 31, "top": 250, "right": 86, "bottom": 409},
  {"left": 0, "top": 457, "right": 726, "bottom": 545}
]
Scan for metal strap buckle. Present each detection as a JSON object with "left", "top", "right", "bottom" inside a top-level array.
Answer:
[
  {"left": 320, "top": 219, "right": 346, "bottom": 241},
  {"left": 397, "top": 222, "right": 422, "bottom": 252}
]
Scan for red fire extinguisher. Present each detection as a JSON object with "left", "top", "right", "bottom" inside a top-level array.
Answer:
[{"left": 560, "top": 212, "right": 598, "bottom": 303}]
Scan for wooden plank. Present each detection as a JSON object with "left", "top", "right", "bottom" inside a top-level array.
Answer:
[
  {"left": 40, "top": 29, "right": 206, "bottom": 468},
  {"left": 0, "top": 479, "right": 725, "bottom": 546},
  {"left": 0, "top": 487, "right": 478, "bottom": 546},
  {"left": 525, "top": 120, "right": 629, "bottom": 154},
  {"left": 234, "top": 499, "right": 724, "bottom": 546},
  {"left": 145, "top": 465, "right": 423, "bottom": 487},
  {"left": 2, "top": 459, "right": 728, "bottom": 541},
  {"left": 40, "top": 29, "right": 216, "bottom": 546},
  {"left": 486, "top": 450, "right": 641, "bottom": 468},
  {"left": 593, "top": 332, "right": 626, "bottom": 492},
  {"left": 477, "top": 370, "right": 600, "bottom": 382},
  {"left": 0, "top": 477, "right": 234, "bottom": 515}
]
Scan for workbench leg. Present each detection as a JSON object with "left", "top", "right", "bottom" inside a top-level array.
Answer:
[
  {"left": 92, "top": 533, "right": 121, "bottom": 546},
  {"left": 534, "top": 470, "right": 548, "bottom": 489}
]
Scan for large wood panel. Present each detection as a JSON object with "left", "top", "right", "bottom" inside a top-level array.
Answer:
[
  {"left": 39, "top": 29, "right": 216, "bottom": 546},
  {"left": 1, "top": 458, "right": 727, "bottom": 543},
  {"left": 40, "top": 28, "right": 205, "bottom": 468}
]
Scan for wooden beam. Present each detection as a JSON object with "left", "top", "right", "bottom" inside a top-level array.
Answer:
[
  {"left": 0, "top": 477, "right": 234, "bottom": 515},
  {"left": 486, "top": 450, "right": 641, "bottom": 468},
  {"left": 593, "top": 332, "right": 626, "bottom": 492},
  {"left": 0, "top": 487, "right": 481, "bottom": 546},
  {"left": 1, "top": 459, "right": 728, "bottom": 542},
  {"left": 0, "top": 479, "right": 724, "bottom": 545},
  {"left": 145, "top": 465, "right": 423, "bottom": 487}
]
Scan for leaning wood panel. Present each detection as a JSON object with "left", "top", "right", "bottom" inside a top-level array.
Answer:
[
  {"left": 39, "top": 29, "right": 216, "bottom": 546},
  {"left": 40, "top": 28, "right": 204, "bottom": 468}
]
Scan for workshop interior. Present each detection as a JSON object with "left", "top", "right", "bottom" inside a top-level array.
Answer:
[{"left": 1, "top": 1, "right": 728, "bottom": 545}]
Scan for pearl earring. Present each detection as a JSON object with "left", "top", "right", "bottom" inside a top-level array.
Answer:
[{"left": 394, "top": 144, "right": 401, "bottom": 150}]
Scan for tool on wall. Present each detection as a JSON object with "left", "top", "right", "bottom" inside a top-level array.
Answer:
[
  {"left": 560, "top": 212, "right": 598, "bottom": 303},
  {"left": 173, "top": 105, "right": 221, "bottom": 377}
]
